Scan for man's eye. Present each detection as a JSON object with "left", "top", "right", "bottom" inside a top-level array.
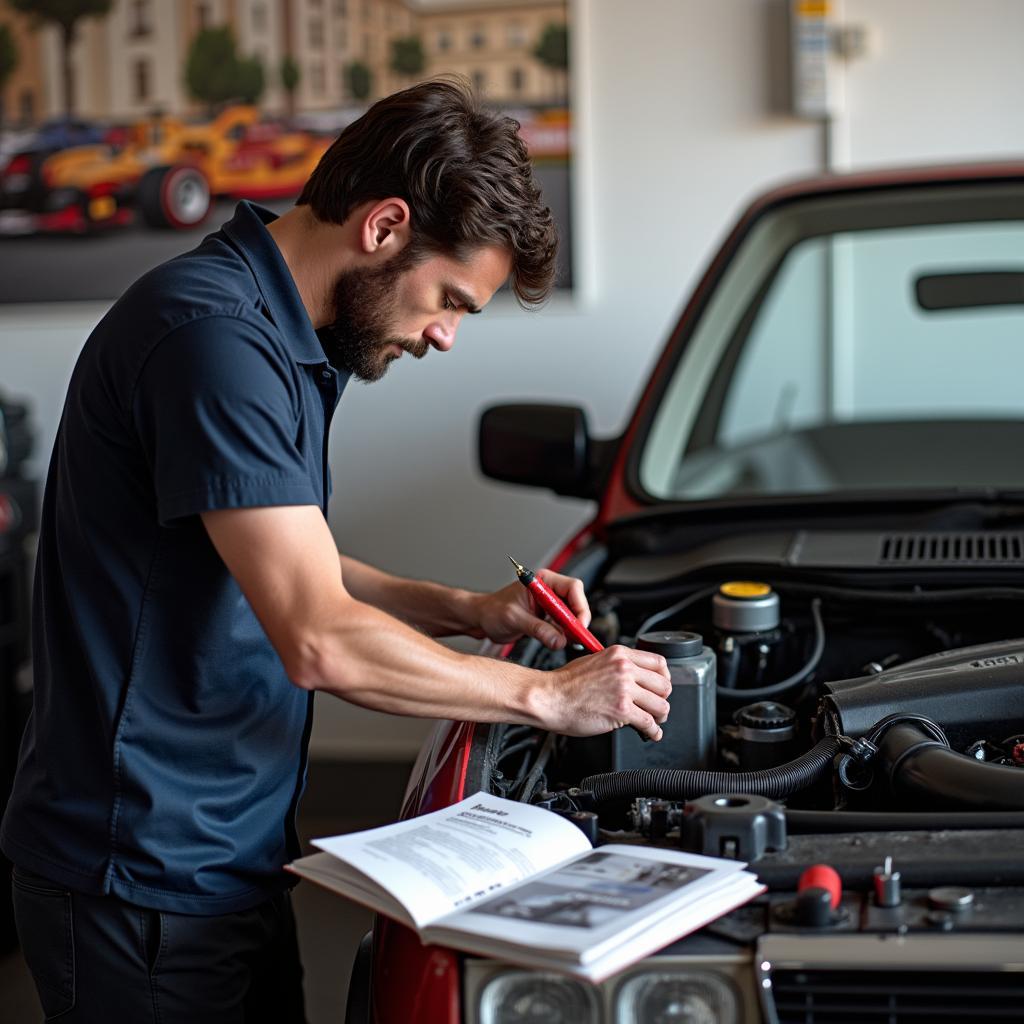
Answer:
[{"left": 443, "top": 295, "right": 456, "bottom": 312}]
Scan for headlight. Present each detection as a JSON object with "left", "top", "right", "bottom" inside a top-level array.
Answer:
[
  {"left": 479, "top": 971, "right": 600, "bottom": 1024},
  {"left": 616, "top": 971, "right": 740, "bottom": 1023}
]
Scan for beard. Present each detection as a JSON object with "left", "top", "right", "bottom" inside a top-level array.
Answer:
[{"left": 317, "top": 257, "right": 429, "bottom": 382}]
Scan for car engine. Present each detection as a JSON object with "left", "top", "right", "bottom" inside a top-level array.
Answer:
[{"left": 476, "top": 525, "right": 1024, "bottom": 1021}]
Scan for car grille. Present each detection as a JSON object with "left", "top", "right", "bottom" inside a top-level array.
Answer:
[
  {"left": 759, "top": 934, "right": 1024, "bottom": 1024},
  {"left": 771, "top": 968, "right": 1024, "bottom": 1022}
]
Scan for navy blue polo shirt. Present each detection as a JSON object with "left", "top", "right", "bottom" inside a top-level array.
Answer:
[{"left": 0, "top": 202, "right": 348, "bottom": 914}]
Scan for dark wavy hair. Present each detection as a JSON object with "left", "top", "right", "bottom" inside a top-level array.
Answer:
[{"left": 297, "top": 78, "right": 558, "bottom": 306}]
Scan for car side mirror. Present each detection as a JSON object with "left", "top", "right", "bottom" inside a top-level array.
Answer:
[{"left": 477, "top": 403, "right": 616, "bottom": 500}]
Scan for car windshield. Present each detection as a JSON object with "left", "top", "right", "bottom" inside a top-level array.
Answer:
[{"left": 638, "top": 181, "right": 1024, "bottom": 502}]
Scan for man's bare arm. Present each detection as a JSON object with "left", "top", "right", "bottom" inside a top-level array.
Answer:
[
  {"left": 335, "top": 554, "right": 482, "bottom": 636},
  {"left": 201, "top": 505, "right": 672, "bottom": 738},
  {"left": 337, "top": 552, "right": 590, "bottom": 648}
]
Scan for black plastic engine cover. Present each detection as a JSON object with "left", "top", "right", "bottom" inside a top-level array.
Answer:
[{"left": 821, "top": 638, "right": 1024, "bottom": 749}]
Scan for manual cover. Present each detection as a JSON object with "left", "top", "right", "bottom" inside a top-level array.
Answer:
[{"left": 287, "top": 791, "right": 764, "bottom": 982}]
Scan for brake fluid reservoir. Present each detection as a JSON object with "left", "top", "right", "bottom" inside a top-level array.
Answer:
[
  {"left": 712, "top": 581, "right": 784, "bottom": 690},
  {"left": 613, "top": 631, "right": 716, "bottom": 773}
]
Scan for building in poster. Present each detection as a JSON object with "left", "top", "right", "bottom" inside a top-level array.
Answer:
[
  {"left": 0, "top": 0, "right": 567, "bottom": 124},
  {"left": 0, "top": 2, "right": 47, "bottom": 128},
  {"left": 415, "top": 0, "right": 567, "bottom": 106}
]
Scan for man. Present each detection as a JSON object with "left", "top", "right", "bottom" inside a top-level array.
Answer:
[{"left": 1, "top": 80, "right": 671, "bottom": 1021}]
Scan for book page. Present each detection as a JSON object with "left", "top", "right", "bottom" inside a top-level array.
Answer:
[
  {"left": 310, "top": 791, "right": 592, "bottom": 928},
  {"left": 431, "top": 873, "right": 764, "bottom": 983},
  {"left": 426, "top": 844, "right": 756, "bottom": 961}
]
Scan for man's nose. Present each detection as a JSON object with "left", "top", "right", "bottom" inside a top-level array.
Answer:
[{"left": 424, "top": 320, "right": 457, "bottom": 352}]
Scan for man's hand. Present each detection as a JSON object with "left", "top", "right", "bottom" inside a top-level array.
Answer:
[
  {"left": 541, "top": 646, "right": 673, "bottom": 741},
  {"left": 470, "top": 568, "right": 590, "bottom": 649}
]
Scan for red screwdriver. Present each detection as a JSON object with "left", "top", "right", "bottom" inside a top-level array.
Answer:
[
  {"left": 508, "top": 554, "right": 604, "bottom": 652},
  {"left": 507, "top": 555, "right": 651, "bottom": 741}
]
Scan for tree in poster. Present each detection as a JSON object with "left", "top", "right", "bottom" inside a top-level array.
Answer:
[
  {"left": 390, "top": 36, "right": 424, "bottom": 78},
  {"left": 185, "top": 27, "right": 263, "bottom": 112},
  {"left": 185, "top": 27, "right": 237, "bottom": 110},
  {"left": 280, "top": 55, "right": 300, "bottom": 118},
  {"left": 345, "top": 60, "right": 371, "bottom": 101},
  {"left": 533, "top": 22, "right": 568, "bottom": 102},
  {"left": 9, "top": 0, "right": 112, "bottom": 119},
  {"left": 0, "top": 23, "right": 19, "bottom": 137},
  {"left": 235, "top": 55, "right": 265, "bottom": 106}
]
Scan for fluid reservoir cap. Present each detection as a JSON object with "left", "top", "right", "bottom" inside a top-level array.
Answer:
[
  {"left": 637, "top": 630, "right": 703, "bottom": 658},
  {"left": 928, "top": 886, "right": 974, "bottom": 913},
  {"left": 713, "top": 581, "right": 780, "bottom": 633},
  {"left": 734, "top": 701, "right": 797, "bottom": 732},
  {"left": 798, "top": 864, "right": 842, "bottom": 909},
  {"left": 720, "top": 581, "right": 772, "bottom": 599}
]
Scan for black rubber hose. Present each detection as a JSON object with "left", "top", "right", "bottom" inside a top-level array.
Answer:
[
  {"left": 581, "top": 736, "right": 842, "bottom": 803},
  {"left": 879, "top": 722, "right": 1024, "bottom": 810}
]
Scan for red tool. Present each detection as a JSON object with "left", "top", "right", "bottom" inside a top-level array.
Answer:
[
  {"left": 508, "top": 555, "right": 651, "bottom": 742},
  {"left": 508, "top": 555, "right": 603, "bottom": 652}
]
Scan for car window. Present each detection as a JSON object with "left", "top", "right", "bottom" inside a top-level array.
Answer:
[
  {"left": 721, "top": 222, "right": 1024, "bottom": 446},
  {"left": 639, "top": 194, "right": 1024, "bottom": 501}
]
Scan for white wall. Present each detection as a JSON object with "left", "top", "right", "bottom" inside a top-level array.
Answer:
[
  {"left": 843, "top": 0, "right": 1024, "bottom": 169},
  {"left": 3, "top": 0, "right": 1023, "bottom": 758}
]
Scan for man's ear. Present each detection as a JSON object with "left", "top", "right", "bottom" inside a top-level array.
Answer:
[{"left": 360, "top": 198, "right": 411, "bottom": 256}]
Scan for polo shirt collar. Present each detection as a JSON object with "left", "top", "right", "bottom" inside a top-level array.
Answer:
[{"left": 222, "top": 201, "right": 328, "bottom": 366}]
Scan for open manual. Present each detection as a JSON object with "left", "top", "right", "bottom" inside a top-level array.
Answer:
[{"left": 286, "top": 791, "right": 765, "bottom": 983}]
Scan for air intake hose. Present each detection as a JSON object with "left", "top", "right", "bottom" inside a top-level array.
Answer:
[
  {"left": 879, "top": 723, "right": 1024, "bottom": 810},
  {"left": 580, "top": 736, "right": 841, "bottom": 803}
]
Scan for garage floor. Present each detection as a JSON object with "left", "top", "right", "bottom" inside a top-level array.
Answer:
[{"left": 0, "top": 759, "right": 412, "bottom": 1024}]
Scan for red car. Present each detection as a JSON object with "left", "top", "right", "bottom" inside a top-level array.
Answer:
[{"left": 347, "top": 162, "right": 1024, "bottom": 1023}]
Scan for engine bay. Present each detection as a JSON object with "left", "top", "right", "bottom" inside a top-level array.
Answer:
[{"left": 485, "top": 526, "right": 1024, "bottom": 881}]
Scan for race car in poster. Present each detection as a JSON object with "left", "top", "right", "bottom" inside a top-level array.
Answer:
[{"left": 0, "top": 106, "right": 330, "bottom": 235}]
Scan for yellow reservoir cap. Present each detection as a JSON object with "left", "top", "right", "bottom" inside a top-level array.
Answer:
[
  {"left": 713, "top": 581, "right": 780, "bottom": 632},
  {"left": 720, "top": 581, "right": 772, "bottom": 600}
]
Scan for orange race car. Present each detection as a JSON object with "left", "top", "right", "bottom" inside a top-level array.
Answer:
[{"left": 0, "top": 106, "right": 331, "bottom": 234}]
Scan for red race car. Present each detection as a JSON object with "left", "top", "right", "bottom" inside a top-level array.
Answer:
[{"left": 347, "top": 162, "right": 1024, "bottom": 1024}]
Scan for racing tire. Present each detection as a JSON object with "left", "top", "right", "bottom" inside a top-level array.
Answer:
[{"left": 138, "top": 164, "right": 211, "bottom": 230}]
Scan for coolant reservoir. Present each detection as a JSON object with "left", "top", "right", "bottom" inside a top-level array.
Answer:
[{"left": 613, "top": 631, "right": 716, "bottom": 773}]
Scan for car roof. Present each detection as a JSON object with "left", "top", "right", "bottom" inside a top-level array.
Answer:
[{"left": 746, "top": 160, "right": 1024, "bottom": 216}]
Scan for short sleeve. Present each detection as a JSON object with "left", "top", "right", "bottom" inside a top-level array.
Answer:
[{"left": 133, "top": 315, "right": 319, "bottom": 525}]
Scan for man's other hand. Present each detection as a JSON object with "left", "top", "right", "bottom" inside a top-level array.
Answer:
[{"left": 470, "top": 568, "right": 590, "bottom": 649}]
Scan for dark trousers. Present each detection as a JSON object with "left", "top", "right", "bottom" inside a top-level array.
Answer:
[{"left": 12, "top": 866, "right": 307, "bottom": 1023}]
